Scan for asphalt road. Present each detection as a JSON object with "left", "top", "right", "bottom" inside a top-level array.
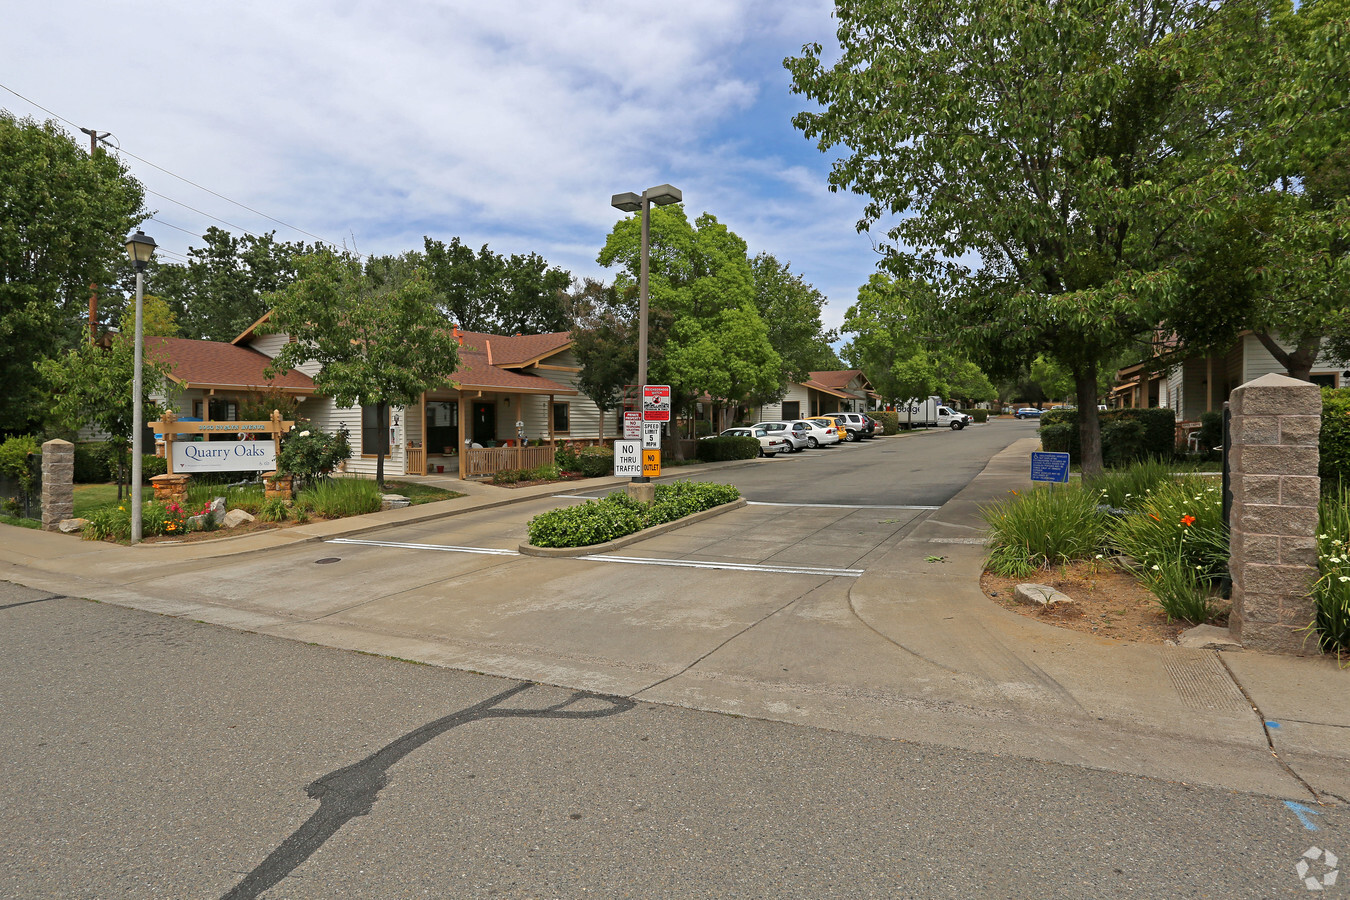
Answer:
[
  {"left": 1, "top": 583, "right": 1343, "bottom": 899},
  {"left": 657, "top": 419, "right": 1038, "bottom": 507}
]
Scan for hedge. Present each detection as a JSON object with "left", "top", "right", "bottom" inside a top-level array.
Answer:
[
  {"left": 1324, "top": 387, "right": 1350, "bottom": 486},
  {"left": 695, "top": 436, "right": 760, "bottom": 462},
  {"left": 555, "top": 444, "right": 615, "bottom": 477},
  {"left": 1038, "top": 407, "right": 1176, "bottom": 464},
  {"left": 873, "top": 411, "right": 900, "bottom": 435},
  {"left": 527, "top": 481, "right": 741, "bottom": 548},
  {"left": 970, "top": 409, "right": 989, "bottom": 423},
  {"left": 74, "top": 443, "right": 110, "bottom": 483}
]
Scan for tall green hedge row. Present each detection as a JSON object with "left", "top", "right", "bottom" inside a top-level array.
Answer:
[
  {"left": 1324, "top": 388, "right": 1350, "bottom": 486},
  {"left": 1039, "top": 407, "right": 1177, "bottom": 465},
  {"left": 695, "top": 436, "right": 760, "bottom": 462}
]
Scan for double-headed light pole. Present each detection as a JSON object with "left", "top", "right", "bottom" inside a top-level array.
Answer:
[
  {"left": 609, "top": 184, "right": 681, "bottom": 400},
  {"left": 126, "top": 229, "right": 157, "bottom": 544}
]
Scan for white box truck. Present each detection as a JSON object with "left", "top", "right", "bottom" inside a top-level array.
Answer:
[{"left": 898, "top": 397, "right": 969, "bottom": 430}]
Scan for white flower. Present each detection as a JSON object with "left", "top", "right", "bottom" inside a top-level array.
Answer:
[
  {"left": 1151, "top": 564, "right": 1161, "bottom": 571},
  {"left": 1340, "top": 576, "right": 1350, "bottom": 583},
  {"left": 299, "top": 430, "right": 311, "bottom": 438}
]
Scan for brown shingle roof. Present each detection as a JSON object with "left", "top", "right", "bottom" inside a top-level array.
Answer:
[
  {"left": 146, "top": 337, "right": 315, "bottom": 393},
  {"left": 451, "top": 351, "right": 576, "bottom": 395},
  {"left": 457, "top": 331, "right": 571, "bottom": 366}
]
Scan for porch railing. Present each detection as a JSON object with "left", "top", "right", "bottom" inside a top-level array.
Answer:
[
  {"left": 406, "top": 443, "right": 425, "bottom": 475},
  {"left": 464, "top": 443, "right": 556, "bottom": 477}
]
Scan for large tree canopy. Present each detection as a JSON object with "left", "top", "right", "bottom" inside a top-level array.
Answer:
[
  {"left": 264, "top": 250, "right": 459, "bottom": 486},
  {"left": 787, "top": 0, "right": 1262, "bottom": 474},
  {"left": 149, "top": 226, "right": 312, "bottom": 343},
  {"left": 597, "top": 207, "right": 782, "bottom": 439},
  {"left": 0, "top": 112, "right": 145, "bottom": 435},
  {"left": 422, "top": 236, "right": 572, "bottom": 335},
  {"left": 750, "top": 253, "right": 840, "bottom": 385}
]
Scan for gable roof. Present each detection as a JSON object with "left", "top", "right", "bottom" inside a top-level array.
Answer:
[
  {"left": 146, "top": 337, "right": 315, "bottom": 394},
  {"left": 456, "top": 330, "right": 572, "bottom": 367},
  {"left": 799, "top": 369, "right": 877, "bottom": 400},
  {"left": 452, "top": 350, "right": 576, "bottom": 395}
]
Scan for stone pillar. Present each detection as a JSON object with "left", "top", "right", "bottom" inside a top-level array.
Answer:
[
  {"left": 1228, "top": 373, "right": 1322, "bottom": 654},
  {"left": 40, "top": 439, "right": 74, "bottom": 531},
  {"left": 263, "top": 471, "right": 293, "bottom": 501},
  {"left": 151, "top": 473, "right": 190, "bottom": 504}
]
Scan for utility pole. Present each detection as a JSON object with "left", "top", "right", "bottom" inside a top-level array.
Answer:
[{"left": 80, "top": 127, "right": 111, "bottom": 343}]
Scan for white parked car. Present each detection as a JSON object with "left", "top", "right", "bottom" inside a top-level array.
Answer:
[
  {"left": 718, "top": 426, "right": 790, "bottom": 458},
  {"left": 790, "top": 419, "right": 841, "bottom": 448},
  {"left": 754, "top": 421, "right": 810, "bottom": 452}
]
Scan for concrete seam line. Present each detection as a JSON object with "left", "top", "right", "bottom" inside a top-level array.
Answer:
[
  {"left": 517, "top": 498, "right": 748, "bottom": 558},
  {"left": 1215, "top": 651, "right": 1325, "bottom": 803}
]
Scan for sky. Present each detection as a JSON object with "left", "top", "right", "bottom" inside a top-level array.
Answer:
[{"left": 2, "top": 0, "right": 891, "bottom": 338}]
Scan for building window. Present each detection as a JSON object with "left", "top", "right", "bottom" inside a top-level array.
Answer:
[
  {"left": 552, "top": 402, "right": 570, "bottom": 434},
  {"left": 782, "top": 400, "right": 800, "bottom": 420},
  {"left": 362, "top": 405, "right": 389, "bottom": 456},
  {"left": 1310, "top": 373, "right": 1338, "bottom": 388},
  {"left": 196, "top": 398, "right": 237, "bottom": 421}
]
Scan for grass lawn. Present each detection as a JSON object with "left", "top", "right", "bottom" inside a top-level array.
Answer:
[
  {"left": 381, "top": 481, "right": 463, "bottom": 504},
  {"left": 0, "top": 515, "right": 40, "bottom": 529},
  {"left": 73, "top": 483, "right": 125, "bottom": 517}
]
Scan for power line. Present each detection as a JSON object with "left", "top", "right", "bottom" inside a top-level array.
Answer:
[
  {"left": 1, "top": 81, "right": 347, "bottom": 251},
  {"left": 145, "top": 190, "right": 260, "bottom": 239}
]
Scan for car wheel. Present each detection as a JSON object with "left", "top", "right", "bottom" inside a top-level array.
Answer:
[
  {"left": 844, "top": 430, "right": 856, "bottom": 442},
  {"left": 951, "top": 421, "right": 964, "bottom": 430},
  {"left": 808, "top": 437, "right": 818, "bottom": 448}
]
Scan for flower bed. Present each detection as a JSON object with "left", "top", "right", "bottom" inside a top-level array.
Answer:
[{"left": 526, "top": 481, "right": 741, "bottom": 548}]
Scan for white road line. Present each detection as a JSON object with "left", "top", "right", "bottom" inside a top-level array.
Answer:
[
  {"left": 746, "top": 501, "right": 941, "bottom": 510},
  {"left": 326, "top": 538, "right": 862, "bottom": 577},
  {"left": 576, "top": 554, "right": 863, "bottom": 577},
  {"left": 328, "top": 538, "right": 520, "bottom": 556}
]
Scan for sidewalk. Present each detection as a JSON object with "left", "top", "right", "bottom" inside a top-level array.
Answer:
[{"left": 1, "top": 440, "right": 1345, "bottom": 802}]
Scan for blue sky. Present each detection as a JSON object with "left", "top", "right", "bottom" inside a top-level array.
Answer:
[{"left": 2, "top": 1, "right": 887, "bottom": 335}]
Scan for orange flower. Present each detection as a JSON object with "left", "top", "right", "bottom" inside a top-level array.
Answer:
[
  {"left": 1180, "top": 514, "right": 1196, "bottom": 526},
  {"left": 1149, "top": 513, "right": 1160, "bottom": 521}
]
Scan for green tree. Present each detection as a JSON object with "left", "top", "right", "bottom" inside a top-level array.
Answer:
[
  {"left": 117, "top": 294, "right": 179, "bottom": 338},
  {"left": 422, "top": 237, "right": 573, "bottom": 334},
  {"left": 0, "top": 112, "right": 145, "bottom": 435},
  {"left": 264, "top": 250, "right": 459, "bottom": 487},
  {"left": 570, "top": 278, "right": 636, "bottom": 440},
  {"left": 35, "top": 335, "right": 170, "bottom": 498},
  {"left": 787, "top": 0, "right": 1260, "bottom": 475},
  {"left": 597, "top": 207, "right": 781, "bottom": 443},
  {"left": 750, "top": 253, "right": 839, "bottom": 386},
  {"left": 151, "top": 226, "right": 312, "bottom": 342}
]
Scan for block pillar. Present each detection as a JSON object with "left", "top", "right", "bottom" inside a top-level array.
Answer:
[
  {"left": 1228, "top": 373, "right": 1322, "bottom": 654},
  {"left": 40, "top": 439, "right": 74, "bottom": 531}
]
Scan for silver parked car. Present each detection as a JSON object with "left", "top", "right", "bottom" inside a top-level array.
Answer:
[
  {"left": 754, "top": 421, "right": 810, "bottom": 452},
  {"left": 789, "top": 418, "right": 841, "bottom": 448}
]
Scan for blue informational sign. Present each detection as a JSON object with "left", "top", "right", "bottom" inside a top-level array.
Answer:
[{"left": 1030, "top": 451, "right": 1071, "bottom": 484}]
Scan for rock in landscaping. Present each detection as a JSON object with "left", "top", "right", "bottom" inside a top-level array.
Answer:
[
  {"left": 57, "top": 518, "right": 87, "bottom": 534},
  {"left": 222, "top": 509, "right": 255, "bottom": 529},
  {"left": 1015, "top": 583, "right": 1074, "bottom": 606},
  {"left": 209, "top": 496, "right": 227, "bottom": 524},
  {"left": 1177, "top": 624, "right": 1243, "bottom": 652},
  {"left": 380, "top": 494, "right": 410, "bottom": 510}
]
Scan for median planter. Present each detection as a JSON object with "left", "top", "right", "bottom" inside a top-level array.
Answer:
[
  {"left": 520, "top": 497, "right": 746, "bottom": 557},
  {"left": 520, "top": 481, "right": 743, "bottom": 555}
]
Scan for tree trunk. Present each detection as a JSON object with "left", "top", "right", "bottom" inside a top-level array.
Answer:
[
  {"left": 1253, "top": 332, "right": 1321, "bottom": 382},
  {"left": 1075, "top": 362, "right": 1103, "bottom": 479}
]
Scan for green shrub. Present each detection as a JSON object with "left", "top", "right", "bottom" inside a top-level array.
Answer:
[
  {"left": 1322, "top": 388, "right": 1350, "bottom": 486},
  {"left": 527, "top": 481, "right": 740, "bottom": 548},
  {"left": 278, "top": 422, "right": 352, "bottom": 482},
  {"left": 1196, "top": 411, "right": 1224, "bottom": 461},
  {"left": 185, "top": 479, "right": 264, "bottom": 515},
  {"left": 695, "top": 436, "right": 760, "bottom": 462},
  {"left": 74, "top": 444, "right": 109, "bottom": 483},
  {"left": 693, "top": 419, "right": 714, "bottom": 437},
  {"left": 0, "top": 435, "right": 41, "bottom": 514},
  {"left": 1109, "top": 476, "right": 1227, "bottom": 622},
  {"left": 982, "top": 485, "right": 1108, "bottom": 577},
  {"left": 970, "top": 409, "right": 989, "bottom": 423},
  {"left": 556, "top": 445, "right": 614, "bottom": 477},
  {"left": 300, "top": 477, "right": 381, "bottom": 518},
  {"left": 1038, "top": 408, "right": 1176, "bottom": 465},
  {"left": 141, "top": 454, "right": 167, "bottom": 481},
  {"left": 257, "top": 497, "right": 290, "bottom": 522},
  {"left": 1084, "top": 458, "right": 1175, "bottom": 511},
  {"left": 1100, "top": 419, "right": 1147, "bottom": 468},
  {"left": 874, "top": 411, "right": 900, "bottom": 435},
  {"left": 1311, "top": 483, "right": 1350, "bottom": 658},
  {"left": 82, "top": 504, "right": 131, "bottom": 541},
  {"left": 492, "top": 468, "right": 520, "bottom": 485}
]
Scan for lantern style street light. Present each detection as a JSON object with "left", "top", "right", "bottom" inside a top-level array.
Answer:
[{"left": 125, "top": 230, "right": 157, "bottom": 544}]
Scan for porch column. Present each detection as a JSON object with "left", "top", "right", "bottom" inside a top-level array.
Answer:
[
  {"left": 419, "top": 392, "right": 427, "bottom": 475},
  {"left": 1206, "top": 356, "right": 1215, "bottom": 413},
  {"left": 548, "top": 393, "right": 555, "bottom": 442},
  {"left": 457, "top": 392, "right": 469, "bottom": 480}
]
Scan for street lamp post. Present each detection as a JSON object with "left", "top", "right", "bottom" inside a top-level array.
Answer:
[
  {"left": 125, "top": 230, "right": 157, "bottom": 544},
  {"left": 610, "top": 184, "right": 681, "bottom": 485}
]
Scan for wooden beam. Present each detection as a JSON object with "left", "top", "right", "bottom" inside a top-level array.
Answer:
[
  {"left": 457, "top": 392, "right": 469, "bottom": 480},
  {"left": 534, "top": 363, "right": 581, "bottom": 373}
]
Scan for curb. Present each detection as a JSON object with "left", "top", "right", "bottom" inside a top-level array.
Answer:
[{"left": 517, "top": 497, "right": 748, "bottom": 558}]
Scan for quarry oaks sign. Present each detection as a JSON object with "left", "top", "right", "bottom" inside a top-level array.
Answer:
[{"left": 171, "top": 440, "right": 276, "bottom": 473}]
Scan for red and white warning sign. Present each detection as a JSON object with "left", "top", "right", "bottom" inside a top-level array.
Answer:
[{"left": 642, "top": 385, "right": 671, "bottom": 422}]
